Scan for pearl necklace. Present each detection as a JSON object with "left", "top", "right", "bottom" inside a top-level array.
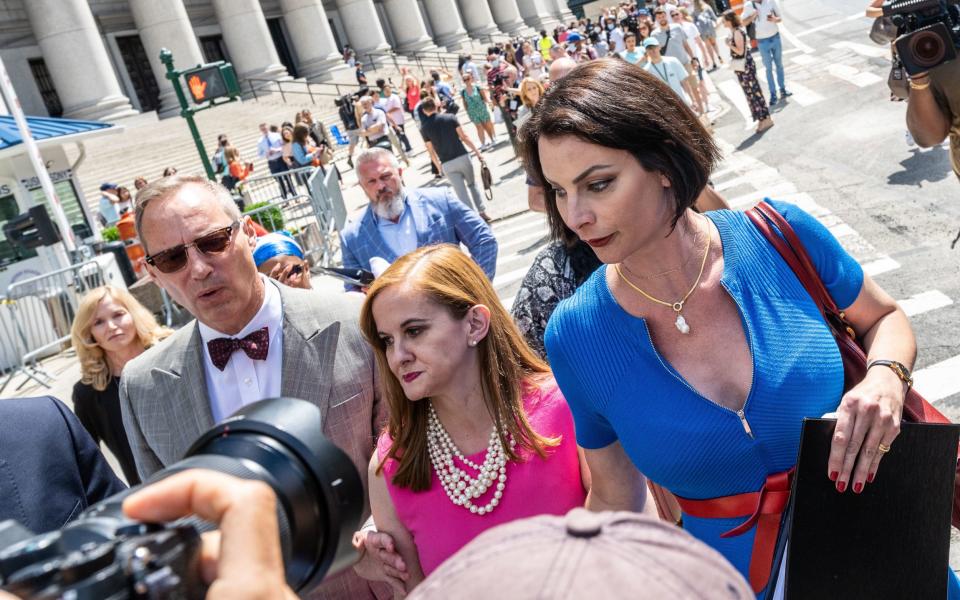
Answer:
[{"left": 426, "top": 404, "right": 515, "bottom": 515}]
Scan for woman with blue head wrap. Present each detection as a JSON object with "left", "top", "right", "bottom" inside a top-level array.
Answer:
[{"left": 253, "top": 231, "right": 311, "bottom": 289}]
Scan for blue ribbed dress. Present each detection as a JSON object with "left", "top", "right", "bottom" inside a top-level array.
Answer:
[{"left": 545, "top": 201, "right": 960, "bottom": 597}]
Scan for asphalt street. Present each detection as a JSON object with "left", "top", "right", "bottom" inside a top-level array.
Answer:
[
  {"left": 711, "top": 0, "right": 959, "bottom": 406},
  {"left": 706, "top": 0, "right": 960, "bottom": 569}
]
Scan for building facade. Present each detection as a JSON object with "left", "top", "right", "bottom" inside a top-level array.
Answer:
[{"left": 0, "top": 0, "right": 575, "bottom": 121}]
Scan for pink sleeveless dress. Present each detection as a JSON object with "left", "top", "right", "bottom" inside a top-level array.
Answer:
[{"left": 377, "top": 378, "right": 586, "bottom": 575}]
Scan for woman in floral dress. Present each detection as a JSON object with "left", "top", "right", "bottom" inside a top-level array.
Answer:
[{"left": 723, "top": 10, "right": 774, "bottom": 134}]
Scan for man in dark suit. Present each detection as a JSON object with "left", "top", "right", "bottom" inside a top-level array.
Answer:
[
  {"left": 0, "top": 396, "right": 125, "bottom": 534},
  {"left": 340, "top": 148, "right": 498, "bottom": 291},
  {"left": 121, "top": 174, "right": 386, "bottom": 599}
]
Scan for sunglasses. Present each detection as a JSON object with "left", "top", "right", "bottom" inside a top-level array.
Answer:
[{"left": 145, "top": 221, "right": 240, "bottom": 274}]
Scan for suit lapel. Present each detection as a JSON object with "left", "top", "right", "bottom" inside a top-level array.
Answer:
[
  {"left": 409, "top": 192, "right": 432, "bottom": 247},
  {"left": 151, "top": 324, "right": 215, "bottom": 458},
  {"left": 278, "top": 286, "right": 336, "bottom": 423}
]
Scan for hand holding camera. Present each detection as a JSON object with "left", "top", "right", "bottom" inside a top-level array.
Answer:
[{"left": 123, "top": 470, "right": 297, "bottom": 600}]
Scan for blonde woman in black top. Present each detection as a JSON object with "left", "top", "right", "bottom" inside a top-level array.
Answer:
[{"left": 70, "top": 285, "right": 171, "bottom": 484}]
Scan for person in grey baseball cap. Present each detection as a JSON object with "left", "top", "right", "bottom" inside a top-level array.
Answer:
[{"left": 410, "top": 508, "right": 753, "bottom": 599}]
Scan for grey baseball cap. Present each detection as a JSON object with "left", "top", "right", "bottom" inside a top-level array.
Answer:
[{"left": 409, "top": 508, "right": 752, "bottom": 599}]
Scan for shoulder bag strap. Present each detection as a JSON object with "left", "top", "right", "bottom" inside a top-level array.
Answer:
[{"left": 746, "top": 201, "right": 950, "bottom": 426}]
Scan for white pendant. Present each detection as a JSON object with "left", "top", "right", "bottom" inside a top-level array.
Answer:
[{"left": 675, "top": 314, "right": 691, "bottom": 334}]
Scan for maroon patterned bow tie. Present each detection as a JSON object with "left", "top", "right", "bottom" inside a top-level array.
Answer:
[{"left": 207, "top": 327, "right": 270, "bottom": 371}]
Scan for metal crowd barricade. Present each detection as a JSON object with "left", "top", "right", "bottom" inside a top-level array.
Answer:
[
  {"left": 238, "top": 166, "right": 340, "bottom": 269},
  {"left": 0, "top": 260, "right": 106, "bottom": 393},
  {"left": 307, "top": 166, "right": 348, "bottom": 266},
  {"left": 234, "top": 165, "right": 315, "bottom": 208}
]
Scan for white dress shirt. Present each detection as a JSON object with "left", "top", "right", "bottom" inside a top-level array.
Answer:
[
  {"left": 740, "top": 0, "right": 781, "bottom": 39},
  {"left": 373, "top": 195, "right": 418, "bottom": 259},
  {"left": 199, "top": 276, "right": 284, "bottom": 423},
  {"left": 257, "top": 132, "right": 284, "bottom": 161}
]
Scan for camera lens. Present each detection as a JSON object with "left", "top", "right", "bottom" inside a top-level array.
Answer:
[
  {"left": 160, "top": 398, "right": 365, "bottom": 593},
  {"left": 910, "top": 30, "right": 945, "bottom": 67}
]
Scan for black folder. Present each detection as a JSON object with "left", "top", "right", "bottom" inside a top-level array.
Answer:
[{"left": 771, "top": 418, "right": 959, "bottom": 599}]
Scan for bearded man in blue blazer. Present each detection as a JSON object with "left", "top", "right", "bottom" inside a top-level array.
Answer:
[{"left": 339, "top": 148, "right": 498, "bottom": 291}]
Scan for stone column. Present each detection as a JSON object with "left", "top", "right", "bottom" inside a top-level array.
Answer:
[
  {"left": 24, "top": 0, "right": 136, "bottom": 121},
  {"left": 517, "top": 0, "right": 560, "bottom": 31},
  {"left": 211, "top": 0, "right": 289, "bottom": 81},
  {"left": 279, "top": 0, "right": 348, "bottom": 81},
  {"left": 334, "top": 0, "right": 391, "bottom": 55},
  {"left": 422, "top": 0, "right": 471, "bottom": 50},
  {"left": 129, "top": 0, "right": 204, "bottom": 118},
  {"left": 552, "top": 0, "right": 576, "bottom": 24},
  {"left": 381, "top": 0, "right": 436, "bottom": 53},
  {"left": 487, "top": 0, "right": 529, "bottom": 35},
  {"left": 456, "top": 0, "right": 500, "bottom": 40}
]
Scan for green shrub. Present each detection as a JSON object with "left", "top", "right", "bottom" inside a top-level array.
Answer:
[
  {"left": 101, "top": 226, "right": 120, "bottom": 242},
  {"left": 243, "top": 202, "right": 284, "bottom": 232}
]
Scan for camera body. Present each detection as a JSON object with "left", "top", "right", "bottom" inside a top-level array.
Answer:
[
  {"left": 884, "top": 0, "right": 960, "bottom": 74},
  {"left": 0, "top": 398, "right": 363, "bottom": 600}
]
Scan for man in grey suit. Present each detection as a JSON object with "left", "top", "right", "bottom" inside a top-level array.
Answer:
[{"left": 120, "top": 174, "right": 386, "bottom": 599}]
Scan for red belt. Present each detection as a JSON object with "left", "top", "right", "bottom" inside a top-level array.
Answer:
[{"left": 674, "top": 469, "right": 794, "bottom": 594}]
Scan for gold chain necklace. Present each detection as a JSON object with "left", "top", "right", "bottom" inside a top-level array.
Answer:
[
  {"left": 621, "top": 228, "right": 703, "bottom": 280},
  {"left": 615, "top": 228, "right": 711, "bottom": 335}
]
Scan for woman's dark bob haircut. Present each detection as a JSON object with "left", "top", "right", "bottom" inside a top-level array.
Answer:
[{"left": 517, "top": 58, "right": 721, "bottom": 247}]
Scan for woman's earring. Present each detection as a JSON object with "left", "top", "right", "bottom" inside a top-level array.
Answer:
[{"left": 469, "top": 340, "right": 478, "bottom": 347}]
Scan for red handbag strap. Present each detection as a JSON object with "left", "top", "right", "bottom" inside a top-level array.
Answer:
[
  {"left": 746, "top": 201, "right": 951, "bottom": 426},
  {"left": 747, "top": 202, "right": 840, "bottom": 321}
]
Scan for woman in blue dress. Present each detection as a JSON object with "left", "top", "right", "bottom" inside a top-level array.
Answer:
[{"left": 516, "top": 58, "right": 959, "bottom": 598}]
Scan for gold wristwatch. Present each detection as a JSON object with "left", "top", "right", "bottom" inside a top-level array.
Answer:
[{"left": 867, "top": 359, "right": 914, "bottom": 390}]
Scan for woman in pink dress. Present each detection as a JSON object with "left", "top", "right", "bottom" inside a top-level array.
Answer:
[{"left": 356, "top": 244, "right": 588, "bottom": 595}]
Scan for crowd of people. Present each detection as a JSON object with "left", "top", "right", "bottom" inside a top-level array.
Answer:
[
  {"left": 97, "top": 168, "right": 175, "bottom": 227},
  {"left": 4, "top": 1, "right": 960, "bottom": 599}
]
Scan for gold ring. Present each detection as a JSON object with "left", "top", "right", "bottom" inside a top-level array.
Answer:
[{"left": 878, "top": 443, "right": 891, "bottom": 454}]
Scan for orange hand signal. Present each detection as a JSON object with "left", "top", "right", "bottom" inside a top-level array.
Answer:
[{"left": 188, "top": 74, "right": 207, "bottom": 101}]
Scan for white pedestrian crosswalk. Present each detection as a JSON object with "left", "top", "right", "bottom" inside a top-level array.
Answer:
[
  {"left": 708, "top": 139, "right": 956, "bottom": 404},
  {"left": 490, "top": 211, "right": 551, "bottom": 304},
  {"left": 914, "top": 356, "right": 960, "bottom": 403},
  {"left": 711, "top": 24, "right": 889, "bottom": 130}
]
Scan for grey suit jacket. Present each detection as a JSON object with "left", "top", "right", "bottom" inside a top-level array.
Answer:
[{"left": 120, "top": 282, "right": 388, "bottom": 599}]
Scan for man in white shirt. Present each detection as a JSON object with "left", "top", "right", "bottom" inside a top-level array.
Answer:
[
  {"left": 641, "top": 37, "right": 692, "bottom": 107},
  {"left": 359, "top": 95, "right": 392, "bottom": 150},
  {"left": 379, "top": 84, "right": 413, "bottom": 153},
  {"left": 121, "top": 174, "right": 385, "bottom": 599},
  {"left": 255, "top": 122, "right": 283, "bottom": 167},
  {"left": 255, "top": 123, "right": 295, "bottom": 198},
  {"left": 608, "top": 22, "right": 627, "bottom": 55},
  {"left": 740, "top": 0, "right": 791, "bottom": 104}
]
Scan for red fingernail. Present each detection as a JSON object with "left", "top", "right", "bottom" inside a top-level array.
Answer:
[
  {"left": 854, "top": 482, "right": 863, "bottom": 494},
  {"left": 837, "top": 481, "right": 847, "bottom": 493},
  {"left": 829, "top": 471, "right": 839, "bottom": 481}
]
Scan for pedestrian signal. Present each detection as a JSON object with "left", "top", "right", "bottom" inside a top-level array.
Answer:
[{"left": 181, "top": 63, "right": 240, "bottom": 104}]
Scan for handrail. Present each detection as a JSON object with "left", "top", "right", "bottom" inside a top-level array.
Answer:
[{"left": 242, "top": 77, "right": 352, "bottom": 103}]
